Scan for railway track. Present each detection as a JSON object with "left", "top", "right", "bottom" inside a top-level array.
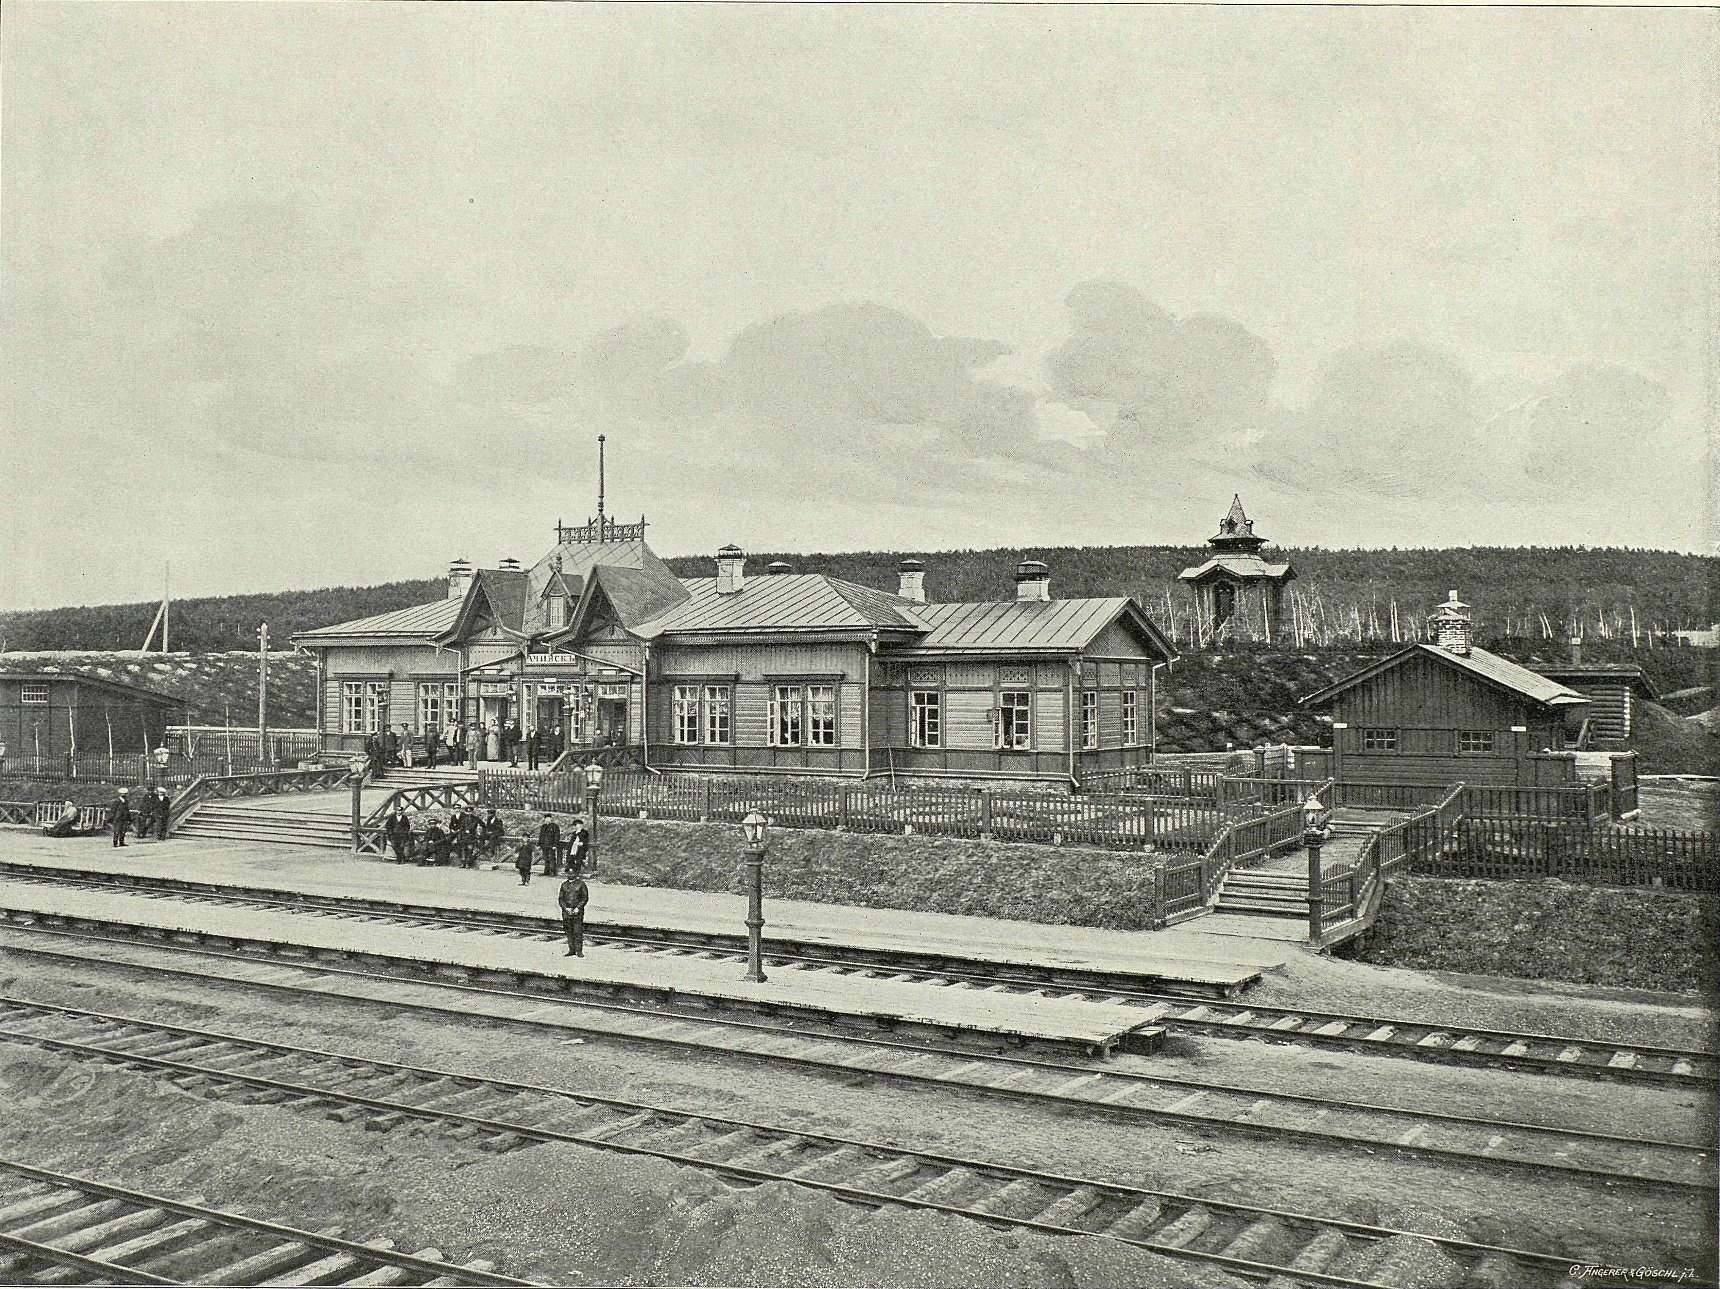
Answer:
[
  {"left": 1, "top": 863, "right": 1712, "bottom": 1088},
  {"left": 0, "top": 923, "right": 1712, "bottom": 1195},
  {"left": 0, "top": 996, "right": 1613, "bottom": 1289},
  {"left": 0, "top": 1157, "right": 535, "bottom": 1286}
]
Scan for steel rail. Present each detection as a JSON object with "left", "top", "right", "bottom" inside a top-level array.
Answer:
[
  {"left": 0, "top": 999, "right": 1601, "bottom": 1289},
  {"left": 3, "top": 862, "right": 1709, "bottom": 1087},
  {"left": 0, "top": 1157, "right": 541, "bottom": 1286},
  {"left": 0, "top": 924, "right": 1711, "bottom": 1196}
]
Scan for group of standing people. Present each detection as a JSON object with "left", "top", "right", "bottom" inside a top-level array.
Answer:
[
  {"left": 363, "top": 721, "right": 570, "bottom": 774},
  {"left": 89, "top": 787, "right": 173, "bottom": 846}
]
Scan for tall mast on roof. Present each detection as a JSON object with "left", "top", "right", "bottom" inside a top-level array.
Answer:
[{"left": 597, "top": 434, "right": 606, "bottom": 529}]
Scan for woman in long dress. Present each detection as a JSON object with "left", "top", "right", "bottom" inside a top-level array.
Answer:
[{"left": 486, "top": 722, "right": 501, "bottom": 762}]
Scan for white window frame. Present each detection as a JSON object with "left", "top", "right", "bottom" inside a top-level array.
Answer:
[
  {"left": 910, "top": 689, "right": 942, "bottom": 749},
  {"left": 996, "top": 690, "right": 1031, "bottom": 750},
  {"left": 703, "top": 685, "right": 731, "bottom": 746},
  {"left": 807, "top": 684, "right": 837, "bottom": 747},
  {"left": 672, "top": 685, "right": 701, "bottom": 745},
  {"left": 1122, "top": 690, "right": 1139, "bottom": 746},
  {"left": 1080, "top": 689, "right": 1099, "bottom": 749},
  {"left": 342, "top": 681, "right": 388, "bottom": 735},
  {"left": 20, "top": 683, "right": 49, "bottom": 705},
  {"left": 769, "top": 685, "right": 803, "bottom": 747},
  {"left": 417, "top": 681, "right": 459, "bottom": 731}
]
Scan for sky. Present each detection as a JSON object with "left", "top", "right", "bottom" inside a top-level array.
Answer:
[{"left": 3, "top": 3, "right": 1715, "bottom": 610}]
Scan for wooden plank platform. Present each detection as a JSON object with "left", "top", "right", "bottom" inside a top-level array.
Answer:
[{"left": 0, "top": 876, "right": 1156, "bottom": 1057}]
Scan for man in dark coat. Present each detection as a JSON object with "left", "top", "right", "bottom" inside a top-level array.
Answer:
[
  {"left": 133, "top": 790, "right": 157, "bottom": 841},
  {"left": 479, "top": 808, "right": 506, "bottom": 860},
  {"left": 504, "top": 719, "right": 521, "bottom": 767},
  {"left": 455, "top": 808, "right": 481, "bottom": 868},
  {"left": 526, "top": 725, "right": 540, "bottom": 771},
  {"left": 564, "top": 815, "right": 590, "bottom": 877},
  {"left": 536, "top": 814, "right": 562, "bottom": 878},
  {"left": 557, "top": 870, "right": 589, "bottom": 956},
  {"left": 425, "top": 725, "right": 440, "bottom": 769},
  {"left": 514, "top": 838, "right": 535, "bottom": 885},
  {"left": 153, "top": 786, "right": 172, "bottom": 840},
  {"left": 383, "top": 726, "right": 401, "bottom": 768},
  {"left": 383, "top": 806, "right": 414, "bottom": 863},
  {"left": 422, "top": 820, "right": 451, "bottom": 866},
  {"left": 108, "top": 790, "right": 132, "bottom": 847}
]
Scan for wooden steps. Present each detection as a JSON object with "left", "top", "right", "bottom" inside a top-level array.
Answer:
[{"left": 1213, "top": 870, "right": 1309, "bottom": 919}]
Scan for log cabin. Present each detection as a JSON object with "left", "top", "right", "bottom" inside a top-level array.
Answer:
[{"left": 1299, "top": 592, "right": 1592, "bottom": 785}]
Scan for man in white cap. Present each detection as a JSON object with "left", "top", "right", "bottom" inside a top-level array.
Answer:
[{"left": 107, "top": 789, "right": 132, "bottom": 848}]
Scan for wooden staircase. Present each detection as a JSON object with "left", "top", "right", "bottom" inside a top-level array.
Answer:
[
  {"left": 173, "top": 802, "right": 355, "bottom": 849},
  {"left": 1213, "top": 869, "right": 1309, "bottom": 919}
]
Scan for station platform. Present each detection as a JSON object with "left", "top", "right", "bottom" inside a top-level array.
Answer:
[
  {"left": 0, "top": 828, "right": 1287, "bottom": 989},
  {"left": 0, "top": 867, "right": 1165, "bottom": 1058}
]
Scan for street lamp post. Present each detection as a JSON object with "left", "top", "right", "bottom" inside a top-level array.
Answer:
[
  {"left": 1302, "top": 793, "right": 1332, "bottom": 946},
  {"left": 741, "top": 811, "right": 768, "bottom": 984},
  {"left": 349, "top": 755, "right": 369, "bottom": 853},
  {"left": 583, "top": 760, "right": 604, "bottom": 875}
]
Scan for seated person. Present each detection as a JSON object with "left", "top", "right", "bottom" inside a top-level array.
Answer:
[{"left": 42, "top": 800, "right": 88, "bottom": 838}]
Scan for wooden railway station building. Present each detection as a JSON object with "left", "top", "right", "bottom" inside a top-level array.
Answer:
[{"left": 296, "top": 507, "right": 1177, "bottom": 784}]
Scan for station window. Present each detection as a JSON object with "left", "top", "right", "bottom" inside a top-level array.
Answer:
[
  {"left": 672, "top": 685, "right": 701, "bottom": 745},
  {"left": 703, "top": 685, "right": 731, "bottom": 746},
  {"left": 417, "top": 681, "right": 458, "bottom": 731},
  {"left": 807, "top": 685, "right": 837, "bottom": 746},
  {"left": 769, "top": 685, "right": 803, "bottom": 747},
  {"left": 910, "top": 690, "right": 942, "bottom": 748},
  {"left": 1361, "top": 728, "right": 1399, "bottom": 752},
  {"left": 342, "top": 681, "right": 388, "bottom": 735},
  {"left": 997, "top": 690, "right": 1031, "bottom": 750},
  {"left": 1122, "top": 690, "right": 1139, "bottom": 746},
  {"left": 19, "top": 683, "right": 48, "bottom": 705},
  {"left": 1457, "top": 730, "right": 1496, "bottom": 754},
  {"left": 1081, "top": 690, "right": 1099, "bottom": 749}
]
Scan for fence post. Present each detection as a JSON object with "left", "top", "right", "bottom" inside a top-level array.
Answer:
[
  {"left": 979, "top": 788, "right": 992, "bottom": 840},
  {"left": 703, "top": 779, "right": 713, "bottom": 823}
]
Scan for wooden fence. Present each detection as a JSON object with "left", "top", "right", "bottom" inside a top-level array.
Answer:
[
  {"left": 478, "top": 767, "right": 1224, "bottom": 853},
  {"left": 2, "top": 747, "right": 322, "bottom": 786},
  {"left": 1414, "top": 819, "right": 1717, "bottom": 892},
  {"left": 1313, "top": 783, "right": 1467, "bottom": 942}
]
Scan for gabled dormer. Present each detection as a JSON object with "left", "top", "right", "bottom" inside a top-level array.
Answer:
[{"left": 434, "top": 566, "right": 531, "bottom": 647}]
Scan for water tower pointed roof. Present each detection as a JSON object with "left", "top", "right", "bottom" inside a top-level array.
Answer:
[{"left": 1208, "top": 494, "right": 1268, "bottom": 552}]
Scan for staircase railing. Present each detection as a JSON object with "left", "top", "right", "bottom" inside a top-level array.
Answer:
[
  {"left": 1156, "top": 782, "right": 1328, "bottom": 927},
  {"left": 1311, "top": 781, "right": 1466, "bottom": 946},
  {"left": 362, "top": 781, "right": 486, "bottom": 828},
  {"left": 166, "top": 765, "right": 357, "bottom": 836}
]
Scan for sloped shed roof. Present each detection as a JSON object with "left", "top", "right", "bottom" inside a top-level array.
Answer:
[
  {"left": 1301, "top": 643, "right": 1591, "bottom": 710},
  {"left": 633, "top": 574, "right": 922, "bottom": 637},
  {"left": 294, "top": 597, "right": 462, "bottom": 641}
]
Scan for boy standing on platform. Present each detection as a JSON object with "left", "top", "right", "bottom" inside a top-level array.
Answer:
[
  {"left": 557, "top": 869, "right": 588, "bottom": 956},
  {"left": 515, "top": 839, "right": 535, "bottom": 885}
]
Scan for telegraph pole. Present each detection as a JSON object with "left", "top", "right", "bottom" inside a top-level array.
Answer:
[{"left": 258, "top": 623, "right": 270, "bottom": 767}]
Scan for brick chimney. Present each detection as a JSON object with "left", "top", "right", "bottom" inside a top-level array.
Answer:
[
  {"left": 448, "top": 558, "right": 474, "bottom": 601},
  {"left": 1015, "top": 559, "right": 1051, "bottom": 603},
  {"left": 715, "top": 545, "right": 747, "bottom": 595},
  {"left": 1428, "top": 590, "right": 1472, "bottom": 656},
  {"left": 897, "top": 559, "right": 926, "bottom": 603}
]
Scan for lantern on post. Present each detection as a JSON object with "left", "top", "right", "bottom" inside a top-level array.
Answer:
[
  {"left": 349, "top": 755, "right": 369, "bottom": 853},
  {"left": 1302, "top": 793, "right": 1332, "bottom": 944},
  {"left": 583, "top": 760, "right": 605, "bottom": 874},
  {"left": 740, "top": 811, "right": 768, "bottom": 984}
]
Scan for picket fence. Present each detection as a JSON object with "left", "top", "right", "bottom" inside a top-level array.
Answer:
[{"left": 479, "top": 767, "right": 1223, "bottom": 852}]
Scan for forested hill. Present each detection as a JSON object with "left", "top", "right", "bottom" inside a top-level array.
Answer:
[{"left": 0, "top": 547, "right": 1711, "bottom": 653}]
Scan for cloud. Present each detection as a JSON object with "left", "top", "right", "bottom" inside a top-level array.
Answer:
[
  {"left": 1512, "top": 363, "right": 1672, "bottom": 488},
  {"left": 1045, "top": 278, "right": 1276, "bottom": 453},
  {"left": 1251, "top": 340, "right": 1484, "bottom": 498}
]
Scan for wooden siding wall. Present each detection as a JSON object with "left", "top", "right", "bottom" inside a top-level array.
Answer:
[
  {"left": 651, "top": 641, "right": 868, "bottom": 757},
  {"left": 1329, "top": 652, "right": 1579, "bottom": 785},
  {"left": 0, "top": 681, "right": 179, "bottom": 760},
  {"left": 321, "top": 644, "right": 453, "bottom": 677}
]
